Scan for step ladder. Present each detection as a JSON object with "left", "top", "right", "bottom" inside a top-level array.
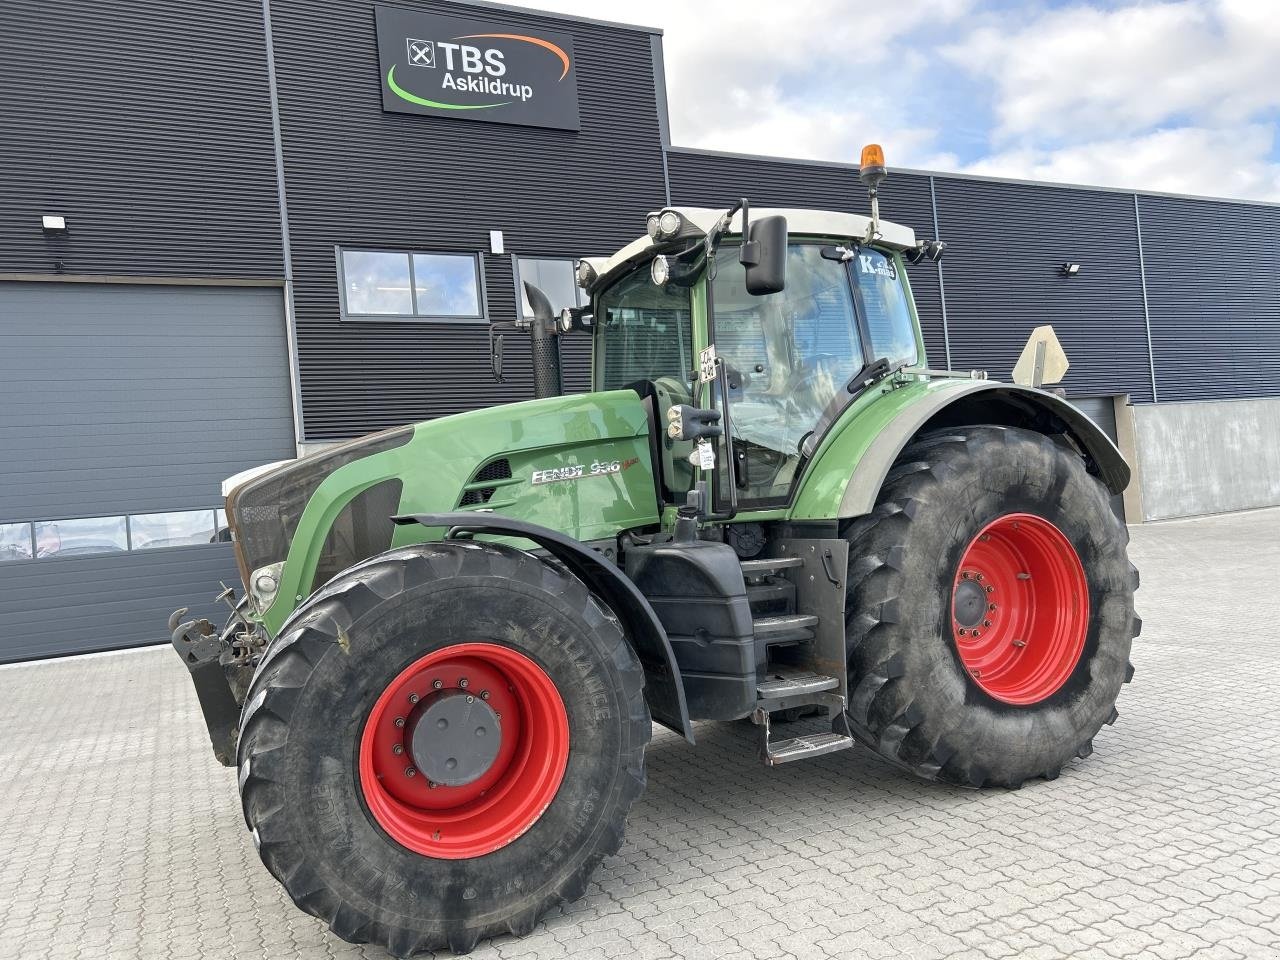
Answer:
[{"left": 741, "top": 546, "right": 855, "bottom": 766}]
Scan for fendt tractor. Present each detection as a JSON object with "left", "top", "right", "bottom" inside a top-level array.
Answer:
[{"left": 171, "top": 145, "right": 1139, "bottom": 956}]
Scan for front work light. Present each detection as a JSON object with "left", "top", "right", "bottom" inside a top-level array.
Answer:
[
  {"left": 575, "top": 258, "right": 597, "bottom": 289},
  {"left": 645, "top": 208, "right": 686, "bottom": 242},
  {"left": 651, "top": 255, "right": 671, "bottom": 285}
]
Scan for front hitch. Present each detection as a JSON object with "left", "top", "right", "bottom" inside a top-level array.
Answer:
[{"left": 169, "top": 607, "right": 243, "bottom": 766}]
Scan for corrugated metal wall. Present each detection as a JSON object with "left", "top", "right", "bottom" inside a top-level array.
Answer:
[
  {"left": 1137, "top": 194, "right": 1280, "bottom": 402},
  {"left": 932, "top": 177, "right": 1153, "bottom": 401},
  {"left": 0, "top": 0, "right": 282, "bottom": 278},
  {"left": 665, "top": 148, "right": 947, "bottom": 367},
  {"left": 269, "top": 0, "right": 668, "bottom": 439}
]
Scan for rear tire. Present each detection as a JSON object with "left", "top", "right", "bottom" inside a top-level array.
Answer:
[
  {"left": 842, "top": 425, "right": 1139, "bottom": 788},
  {"left": 237, "top": 541, "right": 650, "bottom": 956}
]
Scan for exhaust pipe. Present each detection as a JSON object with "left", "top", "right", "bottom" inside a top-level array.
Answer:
[{"left": 523, "top": 281, "right": 563, "bottom": 400}]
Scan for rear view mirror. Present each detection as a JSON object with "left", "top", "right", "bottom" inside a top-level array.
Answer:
[{"left": 740, "top": 215, "right": 787, "bottom": 295}]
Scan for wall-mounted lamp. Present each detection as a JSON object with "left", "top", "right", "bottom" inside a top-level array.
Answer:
[
  {"left": 42, "top": 215, "right": 68, "bottom": 234},
  {"left": 1060, "top": 262, "right": 1081, "bottom": 277}
]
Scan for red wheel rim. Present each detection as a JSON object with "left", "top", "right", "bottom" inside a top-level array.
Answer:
[
  {"left": 951, "top": 513, "right": 1089, "bottom": 705},
  {"left": 358, "top": 642, "right": 569, "bottom": 859}
]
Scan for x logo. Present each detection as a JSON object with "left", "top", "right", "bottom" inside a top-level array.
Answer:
[{"left": 406, "top": 38, "right": 435, "bottom": 67}]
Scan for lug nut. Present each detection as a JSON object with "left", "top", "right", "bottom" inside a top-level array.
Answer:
[
  {"left": 404, "top": 766, "right": 417, "bottom": 778},
  {"left": 988, "top": 603, "right": 997, "bottom": 612},
  {"left": 392, "top": 744, "right": 403, "bottom": 756},
  {"left": 459, "top": 678, "right": 469, "bottom": 689},
  {"left": 985, "top": 585, "right": 995, "bottom": 594},
  {"left": 975, "top": 574, "right": 984, "bottom": 582},
  {"left": 480, "top": 690, "right": 490, "bottom": 701},
  {"left": 408, "top": 693, "right": 419, "bottom": 704},
  {"left": 972, "top": 630, "right": 981, "bottom": 638},
  {"left": 394, "top": 717, "right": 405, "bottom": 728},
  {"left": 983, "top": 619, "right": 992, "bottom": 627},
  {"left": 958, "top": 628, "right": 967, "bottom": 636},
  {"left": 961, "top": 571, "right": 971, "bottom": 580},
  {"left": 428, "top": 781, "right": 437, "bottom": 790},
  {"left": 432, "top": 679, "right": 443, "bottom": 690},
  {"left": 466, "top": 695, "right": 474, "bottom": 704}
]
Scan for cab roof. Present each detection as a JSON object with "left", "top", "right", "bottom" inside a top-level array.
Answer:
[{"left": 582, "top": 206, "right": 917, "bottom": 293}]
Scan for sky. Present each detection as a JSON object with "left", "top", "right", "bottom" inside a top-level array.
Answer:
[{"left": 507, "top": 0, "right": 1280, "bottom": 202}]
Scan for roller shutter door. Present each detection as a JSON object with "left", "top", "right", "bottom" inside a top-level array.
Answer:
[{"left": 0, "top": 282, "right": 295, "bottom": 662}]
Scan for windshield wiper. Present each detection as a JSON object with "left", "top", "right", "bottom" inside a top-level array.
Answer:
[{"left": 799, "top": 357, "right": 899, "bottom": 459}]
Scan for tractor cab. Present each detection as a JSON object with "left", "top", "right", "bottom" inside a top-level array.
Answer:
[{"left": 585, "top": 208, "right": 928, "bottom": 508}]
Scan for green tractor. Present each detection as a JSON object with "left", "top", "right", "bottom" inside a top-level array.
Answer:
[{"left": 171, "top": 146, "right": 1138, "bottom": 957}]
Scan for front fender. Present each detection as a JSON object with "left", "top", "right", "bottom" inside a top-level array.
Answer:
[
  {"left": 393, "top": 512, "right": 694, "bottom": 743},
  {"left": 792, "top": 379, "right": 1130, "bottom": 522}
]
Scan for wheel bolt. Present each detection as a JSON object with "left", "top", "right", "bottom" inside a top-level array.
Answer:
[
  {"left": 480, "top": 690, "right": 490, "bottom": 701},
  {"left": 459, "top": 678, "right": 469, "bottom": 689},
  {"left": 983, "top": 619, "right": 992, "bottom": 627},
  {"left": 466, "top": 695, "right": 474, "bottom": 704},
  {"left": 961, "top": 571, "right": 971, "bottom": 580},
  {"left": 432, "top": 679, "right": 443, "bottom": 690},
  {"left": 975, "top": 574, "right": 984, "bottom": 582},
  {"left": 985, "top": 585, "right": 995, "bottom": 594},
  {"left": 428, "top": 781, "right": 437, "bottom": 790},
  {"left": 972, "top": 630, "right": 981, "bottom": 638},
  {"left": 408, "top": 693, "right": 419, "bottom": 704},
  {"left": 988, "top": 603, "right": 997, "bottom": 612},
  {"left": 392, "top": 744, "right": 403, "bottom": 756},
  {"left": 394, "top": 717, "right": 405, "bottom": 728},
  {"left": 405, "top": 766, "right": 417, "bottom": 778},
  {"left": 958, "top": 628, "right": 967, "bottom": 636}
]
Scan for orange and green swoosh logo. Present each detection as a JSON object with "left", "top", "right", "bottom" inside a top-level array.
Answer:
[{"left": 387, "top": 32, "right": 572, "bottom": 111}]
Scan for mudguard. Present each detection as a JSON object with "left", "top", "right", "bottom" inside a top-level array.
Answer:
[
  {"left": 836, "top": 381, "right": 1130, "bottom": 519},
  {"left": 393, "top": 512, "right": 695, "bottom": 743}
]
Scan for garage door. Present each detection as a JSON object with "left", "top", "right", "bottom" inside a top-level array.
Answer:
[
  {"left": 1068, "top": 395, "right": 1125, "bottom": 521},
  {"left": 0, "top": 282, "right": 296, "bottom": 662}
]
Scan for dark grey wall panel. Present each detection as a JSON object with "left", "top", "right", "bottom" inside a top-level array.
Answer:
[
  {"left": 665, "top": 148, "right": 947, "bottom": 367},
  {"left": 1137, "top": 195, "right": 1280, "bottom": 402},
  {"left": 0, "top": 1, "right": 282, "bottom": 278},
  {"left": 0, "top": 545, "right": 241, "bottom": 662},
  {"left": 0, "top": 283, "right": 296, "bottom": 520},
  {"left": 270, "top": 0, "right": 667, "bottom": 438},
  {"left": 932, "top": 177, "right": 1153, "bottom": 402}
]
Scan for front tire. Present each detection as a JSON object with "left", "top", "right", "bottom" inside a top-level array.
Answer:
[
  {"left": 237, "top": 542, "right": 650, "bottom": 956},
  {"left": 842, "top": 425, "right": 1139, "bottom": 788}
]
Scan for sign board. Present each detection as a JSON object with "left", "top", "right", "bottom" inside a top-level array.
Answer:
[
  {"left": 375, "top": 6, "right": 580, "bottom": 131},
  {"left": 1012, "top": 325, "right": 1069, "bottom": 388}
]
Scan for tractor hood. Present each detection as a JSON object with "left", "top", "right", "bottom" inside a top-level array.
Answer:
[{"left": 227, "top": 391, "right": 662, "bottom": 635}]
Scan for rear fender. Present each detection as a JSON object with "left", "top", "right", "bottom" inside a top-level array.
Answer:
[
  {"left": 393, "top": 512, "right": 695, "bottom": 743},
  {"left": 830, "top": 381, "right": 1130, "bottom": 520}
]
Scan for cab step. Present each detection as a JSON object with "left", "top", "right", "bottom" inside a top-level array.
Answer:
[
  {"left": 762, "top": 731, "right": 856, "bottom": 764},
  {"left": 740, "top": 556, "right": 803, "bottom": 581},
  {"left": 746, "top": 579, "right": 793, "bottom": 608},
  {"left": 752, "top": 613, "right": 818, "bottom": 643},
  {"left": 757, "top": 671, "right": 839, "bottom": 700}
]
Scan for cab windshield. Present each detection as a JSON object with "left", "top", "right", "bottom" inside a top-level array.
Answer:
[{"left": 711, "top": 243, "right": 916, "bottom": 505}]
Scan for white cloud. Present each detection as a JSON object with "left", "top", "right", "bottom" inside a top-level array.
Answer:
[
  {"left": 961, "top": 125, "right": 1280, "bottom": 200},
  {"left": 948, "top": 0, "right": 1280, "bottom": 141},
  {"left": 503, "top": 0, "right": 1280, "bottom": 200}
]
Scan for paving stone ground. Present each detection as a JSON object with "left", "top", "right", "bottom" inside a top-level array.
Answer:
[{"left": 3, "top": 508, "right": 1279, "bottom": 960}]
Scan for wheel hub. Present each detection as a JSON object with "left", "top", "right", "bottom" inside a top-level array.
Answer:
[
  {"left": 952, "top": 578, "right": 988, "bottom": 628},
  {"left": 406, "top": 690, "right": 501, "bottom": 787}
]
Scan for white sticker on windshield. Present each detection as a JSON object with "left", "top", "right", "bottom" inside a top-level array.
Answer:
[{"left": 698, "top": 345, "right": 718, "bottom": 383}]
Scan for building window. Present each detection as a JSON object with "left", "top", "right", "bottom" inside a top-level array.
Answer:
[
  {"left": 35, "top": 516, "right": 129, "bottom": 557},
  {"left": 339, "top": 249, "right": 482, "bottom": 320},
  {"left": 130, "top": 510, "right": 216, "bottom": 550},
  {"left": 516, "top": 257, "right": 585, "bottom": 319},
  {"left": 0, "top": 523, "right": 33, "bottom": 563}
]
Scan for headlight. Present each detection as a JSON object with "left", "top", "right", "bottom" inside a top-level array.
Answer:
[
  {"left": 250, "top": 561, "right": 285, "bottom": 611},
  {"left": 658, "top": 210, "right": 682, "bottom": 237},
  {"left": 646, "top": 214, "right": 661, "bottom": 239},
  {"left": 651, "top": 255, "right": 670, "bottom": 286}
]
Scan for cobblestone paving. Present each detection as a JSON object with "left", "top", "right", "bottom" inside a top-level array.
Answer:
[{"left": 3, "top": 509, "right": 1279, "bottom": 960}]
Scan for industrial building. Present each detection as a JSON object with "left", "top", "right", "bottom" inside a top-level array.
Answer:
[{"left": 2, "top": 0, "right": 1278, "bottom": 661}]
